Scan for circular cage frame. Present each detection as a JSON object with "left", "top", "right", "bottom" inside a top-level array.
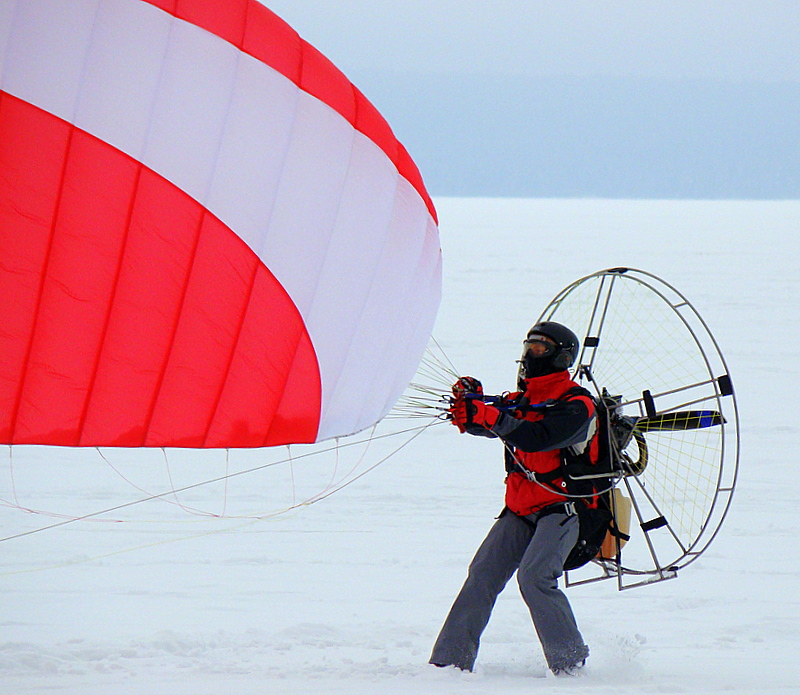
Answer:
[{"left": 538, "top": 268, "right": 740, "bottom": 590}]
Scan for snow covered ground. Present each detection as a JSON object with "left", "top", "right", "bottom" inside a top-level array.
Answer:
[{"left": 2, "top": 198, "right": 799, "bottom": 694}]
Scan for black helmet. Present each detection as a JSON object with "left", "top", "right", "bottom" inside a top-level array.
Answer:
[{"left": 518, "top": 321, "right": 580, "bottom": 381}]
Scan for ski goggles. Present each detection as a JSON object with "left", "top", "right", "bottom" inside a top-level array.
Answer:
[{"left": 522, "top": 334, "right": 557, "bottom": 358}]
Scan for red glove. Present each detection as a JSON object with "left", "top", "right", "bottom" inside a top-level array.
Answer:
[
  {"left": 451, "top": 376, "right": 483, "bottom": 398},
  {"left": 449, "top": 395, "right": 500, "bottom": 434}
]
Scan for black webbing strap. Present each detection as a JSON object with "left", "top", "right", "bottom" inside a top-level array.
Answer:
[
  {"left": 641, "top": 516, "right": 668, "bottom": 532},
  {"left": 536, "top": 501, "right": 578, "bottom": 519},
  {"left": 507, "top": 502, "right": 579, "bottom": 532}
]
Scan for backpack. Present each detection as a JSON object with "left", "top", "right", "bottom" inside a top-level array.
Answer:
[{"left": 561, "top": 387, "right": 636, "bottom": 570}]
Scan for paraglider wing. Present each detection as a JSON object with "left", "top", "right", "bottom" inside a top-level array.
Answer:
[{"left": 0, "top": 0, "right": 441, "bottom": 448}]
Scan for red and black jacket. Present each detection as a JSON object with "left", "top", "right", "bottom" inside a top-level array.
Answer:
[{"left": 490, "top": 371, "right": 597, "bottom": 516}]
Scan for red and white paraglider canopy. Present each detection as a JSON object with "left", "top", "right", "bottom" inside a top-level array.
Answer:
[{"left": 0, "top": 0, "right": 441, "bottom": 448}]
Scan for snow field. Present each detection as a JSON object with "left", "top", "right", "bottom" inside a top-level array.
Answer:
[{"left": 2, "top": 198, "right": 799, "bottom": 694}]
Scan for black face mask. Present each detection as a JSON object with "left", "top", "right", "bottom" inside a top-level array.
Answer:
[{"left": 520, "top": 352, "right": 561, "bottom": 379}]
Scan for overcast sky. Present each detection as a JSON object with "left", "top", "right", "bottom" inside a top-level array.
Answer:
[
  {"left": 262, "top": 2, "right": 800, "bottom": 198},
  {"left": 264, "top": 1, "right": 800, "bottom": 83}
]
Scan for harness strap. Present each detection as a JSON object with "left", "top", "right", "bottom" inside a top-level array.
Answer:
[
  {"left": 536, "top": 501, "right": 578, "bottom": 519},
  {"left": 505, "top": 501, "right": 579, "bottom": 531}
]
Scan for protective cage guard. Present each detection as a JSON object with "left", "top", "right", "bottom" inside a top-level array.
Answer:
[{"left": 538, "top": 268, "right": 740, "bottom": 591}]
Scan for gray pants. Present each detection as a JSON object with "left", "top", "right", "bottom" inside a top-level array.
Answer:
[{"left": 429, "top": 508, "right": 589, "bottom": 672}]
